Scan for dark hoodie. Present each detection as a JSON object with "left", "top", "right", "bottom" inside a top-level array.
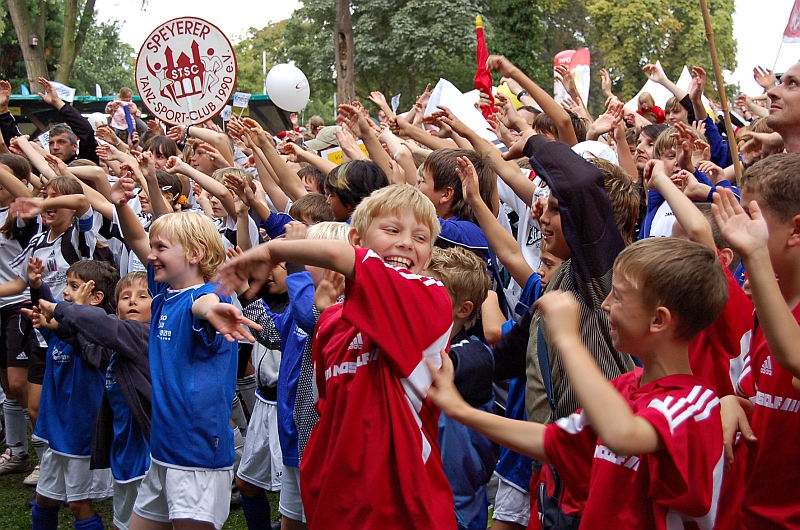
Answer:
[{"left": 521, "top": 136, "right": 634, "bottom": 424}]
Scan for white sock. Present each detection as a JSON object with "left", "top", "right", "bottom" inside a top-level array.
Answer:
[
  {"left": 3, "top": 400, "right": 27, "bottom": 457},
  {"left": 31, "top": 435, "right": 48, "bottom": 463},
  {"left": 233, "top": 426, "right": 245, "bottom": 474},
  {"left": 237, "top": 374, "right": 257, "bottom": 418},
  {"left": 231, "top": 395, "right": 248, "bottom": 437}
]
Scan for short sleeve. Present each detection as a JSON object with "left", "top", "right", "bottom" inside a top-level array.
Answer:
[
  {"left": 191, "top": 285, "right": 231, "bottom": 349},
  {"left": 342, "top": 248, "right": 453, "bottom": 380},
  {"left": 543, "top": 412, "right": 597, "bottom": 504}
]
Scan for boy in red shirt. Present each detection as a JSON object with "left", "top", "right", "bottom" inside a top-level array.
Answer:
[
  {"left": 428, "top": 237, "right": 728, "bottom": 529},
  {"left": 215, "top": 184, "right": 457, "bottom": 530},
  {"left": 712, "top": 153, "right": 800, "bottom": 529}
]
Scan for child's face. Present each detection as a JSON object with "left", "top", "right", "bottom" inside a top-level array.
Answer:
[
  {"left": 148, "top": 232, "right": 195, "bottom": 287},
  {"left": 44, "top": 187, "right": 75, "bottom": 232},
  {"left": 353, "top": 212, "right": 433, "bottom": 274},
  {"left": 536, "top": 249, "right": 564, "bottom": 287},
  {"left": 325, "top": 191, "right": 351, "bottom": 222},
  {"left": 539, "top": 196, "right": 570, "bottom": 261},
  {"left": 139, "top": 191, "right": 152, "bottom": 215},
  {"left": 660, "top": 149, "right": 679, "bottom": 176},
  {"left": 62, "top": 273, "right": 100, "bottom": 305},
  {"left": 601, "top": 270, "right": 653, "bottom": 356},
  {"left": 209, "top": 195, "right": 226, "bottom": 219},
  {"left": 741, "top": 190, "right": 795, "bottom": 279},
  {"left": 190, "top": 148, "right": 216, "bottom": 175},
  {"left": 666, "top": 105, "right": 688, "bottom": 126},
  {"left": 302, "top": 176, "right": 319, "bottom": 194},
  {"left": 635, "top": 133, "right": 655, "bottom": 172},
  {"left": 116, "top": 281, "right": 152, "bottom": 323},
  {"left": 266, "top": 263, "right": 288, "bottom": 295},
  {"left": 415, "top": 168, "right": 446, "bottom": 213},
  {"left": 150, "top": 149, "right": 169, "bottom": 169},
  {"left": 638, "top": 96, "right": 652, "bottom": 111}
]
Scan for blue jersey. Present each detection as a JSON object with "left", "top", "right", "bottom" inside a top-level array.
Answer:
[
  {"left": 106, "top": 354, "right": 150, "bottom": 481},
  {"left": 34, "top": 326, "right": 105, "bottom": 457},
  {"left": 147, "top": 265, "right": 238, "bottom": 469}
]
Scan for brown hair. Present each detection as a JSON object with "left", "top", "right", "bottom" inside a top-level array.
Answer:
[
  {"left": 68, "top": 260, "right": 121, "bottom": 313},
  {"left": 119, "top": 87, "right": 133, "bottom": 99},
  {"left": 740, "top": 152, "right": 800, "bottom": 222},
  {"left": 115, "top": 271, "right": 149, "bottom": 303},
  {"left": 614, "top": 238, "right": 728, "bottom": 340},
  {"left": 533, "top": 110, "right": 587, "bottom": 143},
  {"left": 0, "top": 154, "right": 32, "bottom": 240},
  {"left": 590, "top": 158, "right": 640, "bottom": 246},
  {"left": 418, "top": 149, "right": 495, "bottom": 221},
  {"left": 288, "top": 193, "right": 334, "bottom": 223},
  {"left": 427, "top": 246, "right": 490, "bottom": 327}
]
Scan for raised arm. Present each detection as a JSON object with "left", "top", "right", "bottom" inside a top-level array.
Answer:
[
  {"left": 165, "top": 156, "right": 236, "bottom": 218},
  {"left": 338, "top": 104, "right": 393, "bottom": 178},
  {"left": 642, "top": 63, "right": 687, "bottom": 101},
  {"left": 0, "top": 160, "right": 32, "bottom": 199},
  {"left": 10, "top": 136, "right": 56, "bottom": 181},
  {"left": 112, "top": 176, "right": 150, "bottom": 264}
]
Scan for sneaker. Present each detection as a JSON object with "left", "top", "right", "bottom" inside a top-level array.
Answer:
[
  {"left": 0, "top": 447, "right": 31, "bottom": 475},
  {"left": 23, "top": 464, "right": 39, "bottom": 486}
]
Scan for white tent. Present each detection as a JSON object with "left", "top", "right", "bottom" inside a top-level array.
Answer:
[{"left": 625, "top": 62, "right": 711, "bottom": 117}]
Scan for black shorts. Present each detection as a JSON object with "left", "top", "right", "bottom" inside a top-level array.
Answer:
[
  {"left": 0, "top": 302, "right": 32, "bottom": 369},
  {"left": 26, "top": 332, "right": 47, "bottom": 385}
]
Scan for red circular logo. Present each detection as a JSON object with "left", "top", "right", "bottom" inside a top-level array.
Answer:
[{"left": 135, "top": 17, "right": 237, "bottom": 125}]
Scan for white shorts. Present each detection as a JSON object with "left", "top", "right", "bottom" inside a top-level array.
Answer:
[
  {"left": 36, "top": 449, "right": 113, "bottom": 503},
  {"left": 278, "top": 465, "right": 305, "bottom": 523},
  {"left": 492, "top": 474, "right": 531, "bottom": 526},
  {"left": 113, "top": 477, "right": 143, "bottom": 530},
  {"left": 236, "top": 399, "right": 282, "bottom": 491},
  {"left": 132, "top": 459, "right": 234, "bottom": 530}
]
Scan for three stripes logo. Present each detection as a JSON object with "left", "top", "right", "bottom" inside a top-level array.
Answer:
[{"left": 648, "top": 385, "right": 720, "bottom": 434}]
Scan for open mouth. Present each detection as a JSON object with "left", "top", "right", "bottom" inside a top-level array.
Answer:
[{"left": 384, "top": 256, "right": 412, "bottom": 269}]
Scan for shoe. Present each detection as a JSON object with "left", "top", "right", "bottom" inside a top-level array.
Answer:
[
  {"left": 23, "top": 464, "right": 39, "bottom": 486},
  {"left": 271, "top": 517, "right": 282, "bottom": 530},
  {"left": 230, "top": 489, "right": 242, "bottom": 509},
  {"left": 0, "top": 447, "right": 31, "bottom": 475}
]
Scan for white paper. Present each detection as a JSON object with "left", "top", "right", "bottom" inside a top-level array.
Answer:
[
  {"left": 391, "top": 93, "right": 401, "bottom": 114},
  {"left": 233, "top": 92, "right": 252, "bottom": 108},
  {"left": 37, "top": 131, "right": 50, "bottom": 154},
  {"left": 424, "top": 79, "right": 499, "bottom": 144},
  {"left": 221, "top": 105, "right": 233, "bottom": 121},
  {"left": 95, "top": 84, "right": 102, "bottom": 98},
  {"left": 49, "top": 81, "right": 76, "bottom": 103}
]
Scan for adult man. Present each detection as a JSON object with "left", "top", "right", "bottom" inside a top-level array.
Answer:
[{"left": 765, "top": 61, "right": 800, "bottom": 153}]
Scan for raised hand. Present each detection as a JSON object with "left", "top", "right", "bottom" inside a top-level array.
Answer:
[
  {"left": 533, "top": 290, "right": 581, "bottom": 349},
  {"left": 454, "top": 156, "right": 482, "bottom": 206},
  {"left": 109, "top": 175, "right": 137, "bottom": 206},
  {"left": 10, "top": 197, "right": 44, "bottom": 220},
  {"left": 600, "top": 68, "right": 614, "bottom": 98},
  {"left": 753, "top": 66, "right": 777, "bottom": 91},
  {"left": 37, "top": 77, "right": 63, "bottom": 107},
  {"left": 205, "top": 303, "right": 262, "bottom": 343},
  {"left": 688, "top": 66, "right": 707, "bottom": 102},
  {"left": 314, "top": 270, "right": 345, "bottom": 311},
  {"left": 0, "top": 80, "right": 11, "bottom": 112},
  {"left": 26, "top": 257, "right": 44, "bottom": 288},
  {"left": 73, "top": 280, "right": 95, "bottom": 305},
  {"left": 214, "top": 244, "right": 276, "bottom": 298},
  {"left": 486, "top": 55, "right": 517, "bottom": 78},
  {"left": 642, "top": 63, "right": 668, "bottom": 85},
  {"left": 712, "top": 187, "right": 769, "bottom": 260},
  {"left": 146, "top": 120, "right": 165, "bottom": 137},
  {"left": 284, "top": 221, "right": 308, "bottom": 241}
]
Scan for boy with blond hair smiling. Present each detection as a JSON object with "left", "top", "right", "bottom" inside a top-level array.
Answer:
[{"left": 216, "top": 184, "right": 457, "bottom": 530}]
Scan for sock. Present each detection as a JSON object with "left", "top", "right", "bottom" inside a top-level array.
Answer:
[
  {"left": 233, "top": 426, "right": 245, "bottom": 473},
  {"left": 237, "top": 374, "right": 257, "bottom": 417},
  {"left": 231, "top": 395, "right": 248, "bottom": 437},
  {"left": 73, "top": 513, "right": 104, "bottom": 530},
  {"left": 31, "top": 435, "right": 48, "bottom": 463},
  {"left": 3, "top": 400, "right": 27, "bottom": 456},
  {"left": 241, "top": 489, "right": 271, "bottom": 530},
  {"left": 31, "top": 501, "right": 59, "bottom": 530}
]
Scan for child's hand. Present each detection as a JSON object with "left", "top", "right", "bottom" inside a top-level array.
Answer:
[
  {"left": 21, "top": 306, "right": 52, "bottom": 329},
  {"left": 712, "top": 187, "right": 769, "bottom": 260},
  {"left": 720, "top": 395, "right": 757, "bottom": 471},
  {"left": 10, "top": 197, "right": 44, "bottom": 220},
  {"left": 110, "top": 175, "right": 136, "bottom": 206},
  {"left": 225, "top": 247, "right": 251, "bottom": 294},
  {"left": 455, "top": 156, "right": 481, "bottom": 206},
  {"left": 164, "top": 156, "right": 187, "bottom": 174},
  {"left": 38, "top": 299, "right": 57, "bottom": 323},
  {"left": 284, "top": 221, "right": 307, "bottom": 240},
  {"left": 214, "top": 244, "right": 276, "bottom": 298},
  {"left": 73, "top": 280, "right": 95, "bottom": 305},
  {"left": 534, "top": 290, "right": 581, "bottom": 350},
  {"left": 697, "top": 160, "right": 724, "bottom": 182},
  {"left": 26, "top": 257, "right": 44, "bottom": 289},
  {"left": 314, "top": 270, "right": 345, "bottom": 311},
  {"left": 426, "top": 350, "right": 470, "bottom": 417},
  {"left": 205, "top": 302, "right": 262, "bottom": 343},
  {"left": 671, "top": 122, "right": 696, "bottom": 173}
]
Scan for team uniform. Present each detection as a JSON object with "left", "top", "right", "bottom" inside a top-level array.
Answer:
[
  {"left": 213, "top": 215, "right": 259, "bottom": 252},
  {"left": 300, "top": 247, "right": 456, "bottom": 530},
  {"left": 543, "top": 369, "right": 725, "bottom": 530},
  {"left": 132, "top": 265, "right": 238, "bottom": 530},
  {"left": 736, "top": 304, "right": 800, "bottom": 529}
]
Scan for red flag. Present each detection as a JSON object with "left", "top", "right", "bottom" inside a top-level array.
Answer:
[
  {"left": 474, "top": 15, "right": 496, "bottom": 119},
  {"left": 784, "top": 0, "right": 800, "bottom": 43}
]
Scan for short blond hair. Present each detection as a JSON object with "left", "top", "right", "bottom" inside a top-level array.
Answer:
[
  {"left": 653, "top": 126, "right": 709, "bottom": 159},
  {"left": 614, "top": 238, "right": 728, "bottom": 341},
  {"left": 212, "top": 167, "right": 253, "bottom": 187},
  {"left": 149, "top": 212, "right": 225, "bottom": 281},
  {"left": 427, "top": 247, "right": 490, "bottom": 327},
  {"left": 350, "top": 184, "right": 440, "bottom": 245},
  {"left": 306, "top": 221, "right": 351, "bottom": 242}
]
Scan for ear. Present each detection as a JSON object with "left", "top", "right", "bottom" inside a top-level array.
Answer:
[
  {"left": 649, "top": 306, "right": 672, "bottom": 335},
  {"left": 188, "top": 247, "right": 204, "bottom": 265},
  {"left": 455, "top": 299, "right": 474, "bottom": 320},
  {"left": 348, "top": 227, "right": 361, "bottom": 248},
  {"left": 720, "top": 248, "right": 734, "bottom": 268},
  {"left": 788, "top": 214, "right": 800, "bottom": 248},
  {"left": 89, "top": 290, "right": 105, "bottom": 307},
  {"left": 440, "top": 186, "right": 455, "bottom": 205}
]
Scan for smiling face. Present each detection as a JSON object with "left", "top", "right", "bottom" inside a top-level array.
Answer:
[
  {"left": 190, "top": 147, "right": 216, "bottom": 175},
  {"left": 635, "top": 132, "right": 656, "bottom": 172},
  {"left": 539, "top": 195, "right": 570, "bottom": 261},
  {"left": 666, "top": 105, "right": 688, "bottom": 126},
  {"left": 43, "top": 187, "right": 75, "bottom": 233},
  {"left": 116, "top": 281, "right": 152, "bottom": 323},
  {"left": 601, "top": 271, "right": 653, "bottom": 356},
  {"left": 351, "top": 211, "right": 433, "bottom": 274},
  {"left": 147, "top": 232, "right": 198, "bottom": 288},
  {"left": 767, "top": 62, "right": 800, "bottom": 136}
]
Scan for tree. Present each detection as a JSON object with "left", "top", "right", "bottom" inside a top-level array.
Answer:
[
  {"left": 234, "top": 21, "right": 289, "bottom": 94},
  {"left": 5, "top": 0, "right": 97, "bottom": 89},
  {"left": 71, "top": 20, "right": 135, "bottom": 95},
  {"left": 334, "top": 0, "right": 355, "bottom": 104}
]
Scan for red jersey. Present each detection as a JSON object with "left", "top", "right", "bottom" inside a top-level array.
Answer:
[
  {"left": 738, "top": 303, "right": 800, "bottom": 529},
  {"left": 544, "top": 369, "right": 724, "bottom": 530},
  {"left": 688, "top": 265, "right": 754, "bottom": 397},
  {"left": 300, "top": 248, "right": 456, "bottom": 530}
]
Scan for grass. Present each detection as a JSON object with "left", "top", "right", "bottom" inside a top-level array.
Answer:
[{"left": 0, "top": 443, "right": 280, "bottom": 529}]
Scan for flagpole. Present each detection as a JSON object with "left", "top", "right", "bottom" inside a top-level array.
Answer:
[
  {"left": 698, "top": 0, "right": 742, "bottom": 183},
  {"left": 773, "top": 40, "right": 784, "bottom": 72}
]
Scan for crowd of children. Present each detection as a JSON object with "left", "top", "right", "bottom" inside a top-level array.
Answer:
[{"left": 0, "top": 51, "right": 796, "bottom": 530}]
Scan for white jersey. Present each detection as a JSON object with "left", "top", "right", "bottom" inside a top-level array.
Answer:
[
  {"left": 0, "top": 208, "right": 39, "bottom": 308},
  {"left": 213, "top": 215, "right": 259, "bottom": 253}
]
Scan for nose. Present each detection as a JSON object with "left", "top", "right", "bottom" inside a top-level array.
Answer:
[{"left": 601, "top": 291, "right": 612, "bottom": 313}]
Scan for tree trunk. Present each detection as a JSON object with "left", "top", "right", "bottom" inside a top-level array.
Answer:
[
  {"left": 55, "top": 0, "right": 97, "bottom": 84},
  {"left": 334, "top": 0, "right": 355, "bottom": 105},
  {"left": 6, "top": 0, "right": 49, "bottom": 90}
]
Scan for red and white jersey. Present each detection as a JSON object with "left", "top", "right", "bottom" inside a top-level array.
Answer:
[
  {"left": 544, "top": 369, "right": 724, "bottom": 530},
  {"left": 738, "top": 303, "right": 800, "bottom": 530},
  {"left": 688, "top": 265, "right": 754, "bottom": 397},
  {"left": 300, "top": 247, "right": 456, "bottom": 530}
]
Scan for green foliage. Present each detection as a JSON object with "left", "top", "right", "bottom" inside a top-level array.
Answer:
[
  {"left": 70, "top": 20, "right": 135, "bottom": 95},
  {"left": 0, "top": 0, "right": 65, "bottom": 90},
  {"left": 234, "top": 21, "right": 289, "bottom": 94}
]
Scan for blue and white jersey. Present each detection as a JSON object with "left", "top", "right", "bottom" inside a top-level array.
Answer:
[
  {"left": 34, "top": 326, "right": 105, "bottom": 457},
  {"left": 147, "top": 264, "right": 238, "bottom": 470},
  {"left": 106, "top": 354, "right": 150, "bottom": 481}
]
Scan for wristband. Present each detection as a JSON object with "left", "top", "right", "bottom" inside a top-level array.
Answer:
[
  {"left": 517, "top": 89, "right": 529, "bottom": 100},
  {"left": 185, "top": 124, "right": 191, "bottom": 140}
]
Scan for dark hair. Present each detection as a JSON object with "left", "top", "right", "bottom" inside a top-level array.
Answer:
[
  {"left": 156, "top": 169, "right": 182, "bottom": 203},
  {"left": 420, "top": 148, "right": 496, "bottom": 221},
  {"left": 297, "top": 165, "right": 326, "bottom": 194},
  {"left": 49, "top": 124, "right": 77, "bottom": 145},
  {"left": 324, "top": 160, "right": 389, "bottom": 211},
  {"left": 533, "top": 110, "right": 586, "bottom": 143},
  {"left": 67, "top": 260, "right": 121, "bottom": 313},
  {"left": 0, "top": 154, "right": 31, "bottom": 181},
  {"left": 144, "top": 135, "right": 180, "bottom": 159},
  {"left": 288, "top": 193, "right": 334, "bottom": 223},
  {"left": 637, "top": 124, "right": 669, "bottom": 143}
]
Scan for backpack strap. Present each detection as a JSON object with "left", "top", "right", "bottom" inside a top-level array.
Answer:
[{"left": 537, "top": 325, "right": 555, "bottom": 419}]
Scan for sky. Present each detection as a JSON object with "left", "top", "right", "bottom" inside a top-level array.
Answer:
[{"left": 94, "top": 0, "right": 800, "bottom": 97}]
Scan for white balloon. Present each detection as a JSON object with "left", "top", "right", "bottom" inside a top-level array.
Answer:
[{"left": 266, "top": 63, "right": 310, "bottom": 112}]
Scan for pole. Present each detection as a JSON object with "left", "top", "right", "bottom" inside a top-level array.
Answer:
[
  {"left": 773, "top": 40, "right": 784, "bottom": 73},
  {"left": 699, "top": 0, "right": 742, "bottom": 183},
  {"left": 263, "top": 50, "right": 267, "bottom": 95}
]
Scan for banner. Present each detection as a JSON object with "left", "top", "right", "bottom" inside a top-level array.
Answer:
[
  {"left": 553, "top": 48, "right": 590, "bottom": 105},
  {"left": 784, "top": 0, "right": 800, "bottom": 43}
]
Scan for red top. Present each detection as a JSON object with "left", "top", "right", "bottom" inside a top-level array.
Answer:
[
  {"left": 300, "top": 247, "right": 456, "bottom": 529},
  {"left": 738, "top": 303, "right": 800, "bottom": 529},
  {"left": 637, "top": 105, "right": 666, "bottom": 124},
  {"left": 544, "top": 369, "right": 724, "bottom": 530},
  {"left": 688, "top": 264, "right": 754, "bottom": 397}
]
